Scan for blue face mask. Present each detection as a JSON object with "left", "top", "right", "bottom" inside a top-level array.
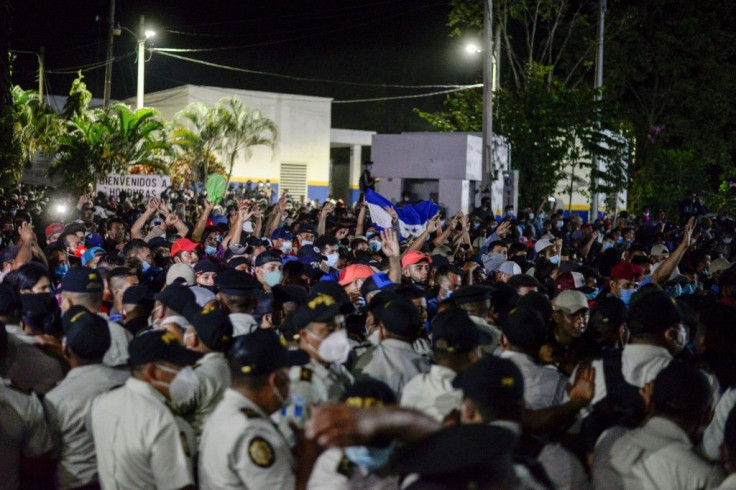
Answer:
[
  {"left": 204, "top": 245, "right": 217, "bottom": 256},
  {"left": 681, "top": 283, "right": 696, "bottom": 296},
  {"left": 602, "top": 242, "right": 614, "bottom": 251},
  {"left": 215, "top": 235, "right": 223, "bottom": 243},
  {"left": 616, "top": 237, "right": 624, "bottom": 244},
  {"left": 53, "top": 264, "right": 69, "bottom": 280},
  {"left": 556, "top": 220, "right": 564, "bottom": 229},
  {"left": 586, "top": 289, "right": 600, "bottom": 301},
  {"left": 369, "top": 241, "right": 382, "bottom": 253},
  {"left": 355, "top": 296, "right": 367, "bottom": 308},
  {"left": 440, "top": 289, "right": 453, "bottom": 301},
  {"left": 619, "top": 288, "right": 635, "bottom": 306},
  {"left": 141, "top": 259, "right": 151, "bottom": 273},
  {"left": 666, "top": 284, "right": 683, "bottom": 298},
  {"left": 549, "top": 255, "right": 560, "bottom": 265},
  {"left": 344, "top": 445, "right": 394, "bottom": 472},
  {"left": 264, "top": 270, "right": 283, "bottom": 287}
]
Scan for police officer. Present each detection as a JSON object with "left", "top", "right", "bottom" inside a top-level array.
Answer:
[
  {"left": 307, "top": 379, "right": 400, "bottom": 489},
  {"left": 452, "top": 285, "right": 501, "bottom": 353},
  {"left": 198, "top": 329, "right": 314, "bottom": 489},
  {"left": 215, "top": 269, "right": 261, "bottom": 336},
  {"left": 178, "top": 303, "right": 234, "bottom": 441},
  {"left": 359, "top": 160, "right": 376, "bottom": 194},
  {"left": 45, "top": 306, "right": 129, "bottom": 489},
  {"left": 401, "top": 308, "right": 484, "bottom": 423},
  {"left": 89, "top": 330, "right": 202, "bottom": 489},
  {"left": 0, "top": 325, "right": 55, "bottom": 490}
]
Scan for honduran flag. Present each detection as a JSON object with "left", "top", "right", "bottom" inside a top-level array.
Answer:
[{"left": 364, "top": 189, "right": 439, "bottom": 239}]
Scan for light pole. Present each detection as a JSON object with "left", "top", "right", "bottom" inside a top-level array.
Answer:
[
  {"left": 590, "top": 0, "right": 606, "bottom": 222},
  {"left": 119, "top": 16, "right": 156, "bottom": 110}
]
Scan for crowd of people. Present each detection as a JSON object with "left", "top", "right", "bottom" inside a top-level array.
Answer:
[{"left": 3, "top": 181, "right": 736, "bottom": 489}]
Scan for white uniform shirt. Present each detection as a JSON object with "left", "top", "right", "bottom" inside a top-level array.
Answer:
[
  {"left": 44, "top": 364, "right": 130, "bottom": 489},
  {"left": 608, "top": 416, "right": 724, "bottom": 490},
  {"left": 352, "top": 339, "right": 432, "bottom": 398},
  {"left": 703, "top": 387, "right": 736, "bottom": 461},
  {"left": 500, "top": 350, "right": 567, "bottom": 410},
  {"left": 90, "top": 377, "right": 195, "bottom": 490},
  {"left": 716, "top": 473, "right": 736, "bottom": 489},
  {"left": 175, "top": 351, "right": 231, "bottom": 441},
  {"left": 0, "top": 381, "right": 54, "bottom": 490},
  {"left": 400, "top": 365, "right": 462, "bottom": 423},
  {"left": 307, "top": 447, "right": 399, "bottom": 490},
  {"left": 3, "top": 326, "right": 66, "bottom": 394},
  {"left": 199, "top": 389, "right": 296, "bottom": 489},
  {"left": 98, "top": 313, "right": 133, "bottom": 368},
  {"left": 229, "top": 313, "right": 258, "bottom": 336},
  {"left": 469, "top": 315, "right": 501, "bottom": 353}
]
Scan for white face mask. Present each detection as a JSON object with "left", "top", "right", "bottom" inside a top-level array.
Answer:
[
  {"left": 306, "top": 328, "right": 351, "bottom": 364},
  {"left": 325, "top": 252, "right": 340, "bottom": 268},
  {"left": 301, "top": 240, "right": 313, "bottom": 247},
  {"left": 243, "top": 221, "right": 254, "bottom": 233},
  {"left": 154, "top": 364, "right": 199, "bottom": 406},
  {"left": 271, "top": 374, "right": 291, "bottom": 410},
  {"left": 280, "top": 240, "right": 293, "bottom": 254}
]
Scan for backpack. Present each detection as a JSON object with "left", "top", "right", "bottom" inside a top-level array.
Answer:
[{"left": 575, "top": 350, "right": 647, "bottom": 457}]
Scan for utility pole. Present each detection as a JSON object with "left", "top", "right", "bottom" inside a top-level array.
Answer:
[
  {"left": 102, "top": 0, "right": 115, "bottom": 108},
  {"left": 136, "top": 15, "right": 145, "bottom": 109},
  {"left": 37, "top": 46, "right": 44, "bottom": 106},
  {"left": 590, "top": 0, "right": 606, "bottom": 222},
  {"left": 482, "top": 0, "right": 494, "bottom": 211}
]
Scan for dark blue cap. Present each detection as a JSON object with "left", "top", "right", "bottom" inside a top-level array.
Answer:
[
  {"left": 215, "top": 269, "right": 261, "bottom": 295},
  {"left": 255, "top": 251, "right": 282, "bottom": 267},
  {"left": 187, "top": 304, "right": 233, "bottom": 352},
  {"left": 431, "top": 309, "right": 485, "bottom": 353},
  {"left": 62, "top": 305, "right": 111, "bottom": 360},
  {"left": 228, "top": 329, "right": 308, "bottom": 376},
  {"left": 155, "top": 284, "right": 196, "bottom": 314},
  {"left": 271, "top": 227, "right": 293, "bottom": 240},
  {"left": 128, "top": 330, "right": 202, "bottom": 367},
  {"left": 61, "top": 267, "right": 103, "bottom": 294}
]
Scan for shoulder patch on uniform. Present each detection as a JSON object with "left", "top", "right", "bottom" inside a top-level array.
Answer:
[
  {"left": 192, "top": 362, "right": 201, "bottom": 370},
  {"left": 336, "top": 455, "right": 355, "bottom": 478},
  {"left": 248, "top": 436, "right": 275, "bottom": 468},
  {"left": 300, "top": 367, "right": 313, "bottom": 382},
  {"left": 240, "top": 408, "right": 261, "bottom": 419}
]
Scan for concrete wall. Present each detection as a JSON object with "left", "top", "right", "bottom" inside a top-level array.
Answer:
[
  {"left": 138, "top": 85, "right": 333, "bottom": 202},
  {"left": 371, "top": 133, "right": 483, "bottom": 217}
]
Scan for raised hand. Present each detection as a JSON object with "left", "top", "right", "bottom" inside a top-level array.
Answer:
[
  {"left": 495, "top": 221, "right": 511, "bottom": 237},
  {"left": 321, "top": 202, "right": 335, "bottom": 219},
  {"left": 335, "top": 228, "right": 349, "bottom": 240},
  {"left": 566, "top": 363, "right": 596, "bottom": 405},
  {"left": 380, "top": 228, "right": 400, "bottom": 257}
]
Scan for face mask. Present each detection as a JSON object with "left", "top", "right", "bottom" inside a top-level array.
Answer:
[
  {"left": 53, "top": 264, "right": 69, "bottom": 280},
  {"left": 307, "top": 328, "right": 351, "bottom": 364},
  {"left": 369, "top": 241, "right": 382, "bottom": 253},
  {"left": 204, "top": 245, "right": 217, "bottom": 256},
  {"left": 344, "top": 445, "right": 394, "bottom": 472},
  {"left": 585, "top": 289, "right": 600, "bottom": 301},
  {"left": 355, "top": 296, "right": 367, "bottom": 309},
  {"left": 440, "top": 289, "right": 453, "bottom": 301},
  {"left": 264, "top": 270, "right": 283, "bottom": 287},
  {"left": 301, "top": 240, "right": 313, "bottom": 247},
  {"left": 681, "top": 283, "right": 696, "bottom": 296},
  {"left": 154, "top": 364, "right": 199, "bottom": 406},
  {"left": 280, "top": 240, "right": 293, "bottom": 254},
  {"left": 243, "top": 221, "right": 254, "bottom": 233},
  {"left": 616, "top": 237, "right": 624, "bottom": 244},
  {"left": 528, "top": 213, "right": 535, "bottom": 220},
  {"left": 549, "top": 255, "right": 560, "bottom": 265},
  {"left": 507, "top": 211, "right": 515, "bottom": 218},
  {"left": 325, "top": 252, "right": 339, "bottom": 268},
  {"left": 619, "top": 288, "right": 635, "bottom": 306},
  {"left": 271, "top": 376, "right": 291, "bottom": 409},
  {"left": 141, "top": 259, "right": 151, "bottom": 273},
  {"left": 556, "top": 220, "right": 564, "bottom": 229},
  {"left": 724, "top": 238, "right": 733, "bottom": 244},
  {"left": 666, "top": 284, "right": 683, "bottom": 298},
  {"left": 602, "top": 242, "right": 614, "bottom": 251}
]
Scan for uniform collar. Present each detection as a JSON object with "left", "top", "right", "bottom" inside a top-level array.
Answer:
[
  {"left": 224, "top": 388, "right": 270, "bottom": 419},
  {"left": 126, "top": 377, "right": 168, "bottom": 403},
  {"left": 429, "top": 364, "right": 457, "bottom": 379},
  {"left": 645, "top": 416, "right": 693, "bottom": 447},
  {"left": 380, "top": 338, "right": 415, "bottom": 351}
]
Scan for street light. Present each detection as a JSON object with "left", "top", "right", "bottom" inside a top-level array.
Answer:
[
  {"left": 465, "top": 43, "right": 482, "bottom": 54},
  {"left": 119, "top": 16, "right": 156, "bottom": 110}
]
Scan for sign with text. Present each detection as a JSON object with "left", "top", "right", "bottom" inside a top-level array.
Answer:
[{"left": 95, "top": 174, "right": 170, "bottom": 199}]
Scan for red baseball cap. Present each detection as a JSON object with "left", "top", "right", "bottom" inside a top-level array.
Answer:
[
  {"left": 610, "top": 262, "right": 643, "bottom": 282},
  {"left": 338, "top": 264, "right": 375, "bottom": 286},
  {"left": 171, "top": 238, "right": 200, "bottom": 257},
  {"left": 401, "top": 250, "right": 432, "bottom": 269},
  {"left": 45, "top": 222, "right": 64, "bottom": 239}
]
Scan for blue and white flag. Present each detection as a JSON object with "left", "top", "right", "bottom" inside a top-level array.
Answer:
[{"left": 364, "top": 189, "right": 439, "bottom": 239}]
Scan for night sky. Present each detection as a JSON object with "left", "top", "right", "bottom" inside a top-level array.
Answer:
[{"left": 9, "top": 0, "right": 483, "bottom": 133}]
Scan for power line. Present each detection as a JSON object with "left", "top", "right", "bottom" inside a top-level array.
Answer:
[
  {"left": 155, "top": 51, "right": 469, "bottom": 89},
  {"left": 46, "top": 52, "right": 136, "bottom": 75},
  {"left": 333, "top": 84, "right": 482, "bottom": 104},
  {"left": 152, "top": 3, "right": 446, "bottom": 53}
]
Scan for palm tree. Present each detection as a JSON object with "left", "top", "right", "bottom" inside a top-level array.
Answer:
[
  {"left": 170, "top": 102, "right": 227, "bottom": 185},
  {"left": 11, "top": 86, "right": 63, "bottom": 167},
  {"left": 103, "top": 103, "right": 171, "bottom": 174},
  {"left": 217, "top": 97, "right": 278, "bottom": 182}
]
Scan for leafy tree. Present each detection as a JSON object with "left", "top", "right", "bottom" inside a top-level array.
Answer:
[
  {"left": 10, "top": 86, "right": 63, "bottom": 167},
  {"left": 0, "top": 0, "right": 16, "bottom": 186}
]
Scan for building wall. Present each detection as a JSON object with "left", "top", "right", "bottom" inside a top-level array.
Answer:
[{"left": 139, "top": 85, "right": 332, "bottom": 202}]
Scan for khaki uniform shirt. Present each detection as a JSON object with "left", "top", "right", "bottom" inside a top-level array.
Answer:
[
  {"left": 352, "top": 339, "right": 431, "bottom": 398},
  {"left": 175, "top": 352, "right": 231, "bottom": 442},
  {"left": 45, "top": 364, "right": 130, "bottom": 489},
  {"left": 199, "top": 389, "right": 295, "bottom": 489},
  {"left": 400, "top": 365, "right": 462, "bottom": 423},
  {"left": 703, "top": 387, "right": 736, "bottom": 460},
  {"left": 500, "top": 350, "right": 567, "bottom": 410},
  {"left": 608, "top": 416, "right": 724, "bottom": 490},
  {"left": 90, "top": 377, "right": 195, "bottom": 490},
  {"left": 0, "top": 380, "right": 54, "bottom": 490},
  {"left": 98, "top": 313, "right": 133, "bottom": 368},
  {"left": 3, "top": 325, "right": 66, "bottom": 395},
  {"left": 229, "top": 313, "right": 258, "bottom": 337}
]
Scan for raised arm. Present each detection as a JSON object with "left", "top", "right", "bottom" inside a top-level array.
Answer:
[
  {"left": 191, "top": 200, "right": 214, "bottom": 242},
  {"left": 354, "top": 200, "right": 367, "bottom": 237},
  {"left": 131, "top": 198, "right": 160, "bottom": 239},
  {"left": 381, "top": 228, "right": 402, "bottom": 284},
  {"left": 318, "top": 201, "right": 335, "bottom": 237},
  {"left": 652, "top": 217, "right": 694, "bottom": 285}
]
